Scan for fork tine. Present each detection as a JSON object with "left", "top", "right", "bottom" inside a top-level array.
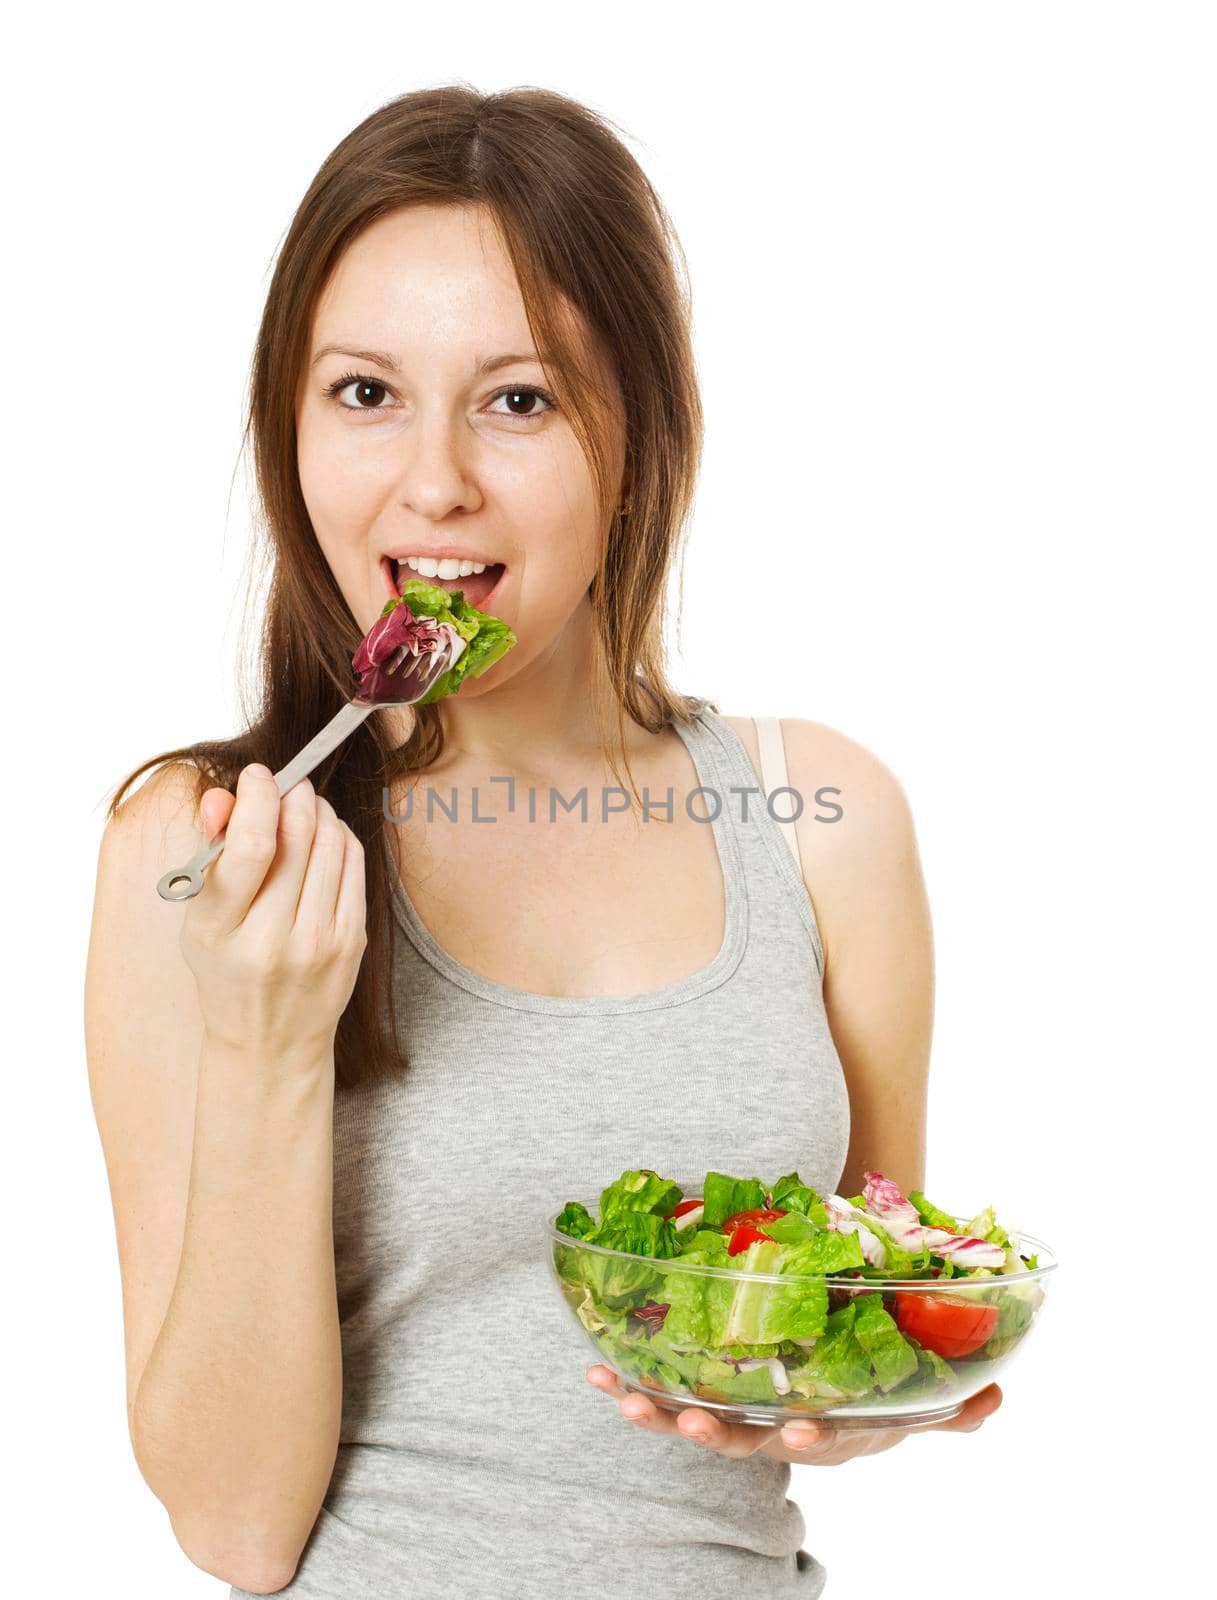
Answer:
[{"left": 416, "top": 633, "right": 464, "bottom": 693}]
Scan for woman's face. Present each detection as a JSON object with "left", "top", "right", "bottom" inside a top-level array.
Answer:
[{"left": 295, "top": 203, "right": 625, "bottom": 696}]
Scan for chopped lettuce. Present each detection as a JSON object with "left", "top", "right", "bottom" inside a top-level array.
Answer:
[
  {"left": 699, "top": 1171, "right": 768, "bottom": 1230},
  {"left": 383, "top": 577, "right": 516, "bottom": 704},
  {"left": 553, "top": 1165, "right": 1048, "bottom": 1418}
]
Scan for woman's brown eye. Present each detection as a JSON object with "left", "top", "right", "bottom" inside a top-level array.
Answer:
[
  {"left": 346, "top": 380, "right": 387, "bottom": 408},
  {"left": 488, "top": 385, "right": 556, "bottom": 419},
  {"left": 325, "top": 373, "right": 393, "bottom": 411}
]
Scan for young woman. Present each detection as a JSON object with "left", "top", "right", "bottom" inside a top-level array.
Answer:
[{"left": 85, "top": 85, "right": 1000, "bottom": 1599}]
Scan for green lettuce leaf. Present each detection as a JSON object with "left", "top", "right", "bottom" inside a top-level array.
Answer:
[
  {"left": 700, "top": 1171, "right": 768, "bottom": 1230},
  {"left": 850, "top": 1292, "right": 920, "bottom": 1391},
  {"left": 598, "top": 1168, "right": 685, "bottom": 1223},
  {"left": 383, "top": 578, "right": 517, "bottom": 703},
  {"left": 909, "top": 1188, "right": 960, "bottom": 1231}
]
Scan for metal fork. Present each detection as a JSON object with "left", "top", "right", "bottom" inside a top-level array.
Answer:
[{"left": 156, "top": 633, "right": 463, "bottom": 902}]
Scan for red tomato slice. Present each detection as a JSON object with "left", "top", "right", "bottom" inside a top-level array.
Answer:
[
  {"left": 669, "top": 1199, "right": 705, "bottom": 1220},
  {"left": 722, "top": 1207, "right": 788, "bottom": 1233},
  {"left": 893, "top": 1291, "right": 1000, "bottom": 1359},
  {"left": 726, "top": 1223, "right": 778, "bottom": 1256}
]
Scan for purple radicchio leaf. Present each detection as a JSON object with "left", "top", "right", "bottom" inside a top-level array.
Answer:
[{"left": 351, "top": 602, "right": 464, "bottom": 705}]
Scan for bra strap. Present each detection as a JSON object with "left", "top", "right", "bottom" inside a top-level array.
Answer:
[{"left": 754, "top": 717, "right": 804, "bottom": 876}]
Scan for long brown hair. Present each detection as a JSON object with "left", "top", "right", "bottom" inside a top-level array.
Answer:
[{"left": 105, "top": 83, "right": 711, "bottom": 1089}]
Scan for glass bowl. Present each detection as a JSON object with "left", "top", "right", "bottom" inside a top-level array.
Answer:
[{"left": 546, "top": 1194, "right": 1057, "bottom": 1430}]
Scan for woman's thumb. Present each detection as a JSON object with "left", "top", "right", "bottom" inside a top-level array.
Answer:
[{"left": 200, "top": 787, "right": 237, "bottom": 842}]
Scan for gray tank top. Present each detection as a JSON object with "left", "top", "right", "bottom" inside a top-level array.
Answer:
[{"left": 231, "top": 700, "right": 849, "bottom": 1599}]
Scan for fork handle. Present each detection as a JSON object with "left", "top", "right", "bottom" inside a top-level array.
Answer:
[{"left": 156, "top": 699, "right": 379, "bottom": 901}]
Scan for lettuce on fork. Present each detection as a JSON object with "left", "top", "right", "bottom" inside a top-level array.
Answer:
[{"left": 353, "top": 577, "right": 516, "bottom": 705}]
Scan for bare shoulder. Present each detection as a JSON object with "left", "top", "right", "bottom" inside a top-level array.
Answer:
[
  {"left": 92, "top": 758, "right": 213, "bottom": 963},
  {"left": 726, "top": 715, "right": 923, "bottom": 972},
  {"left": 106, "top": 757, "right": 208, "bottom": 846},
  {"left": 781, "top": 718, "right": 916, "bottom": 851},
  {"left": 722, "top": 714, "right": 914, "bottom": 846}
]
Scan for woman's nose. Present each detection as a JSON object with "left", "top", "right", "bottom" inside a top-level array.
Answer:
[{"left": 390, "top": 407, "right": 481, "bottom": 520}]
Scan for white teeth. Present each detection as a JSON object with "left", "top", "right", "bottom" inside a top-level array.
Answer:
[{"left": 400, "top": 556, "right": 487, "bottom": 578}]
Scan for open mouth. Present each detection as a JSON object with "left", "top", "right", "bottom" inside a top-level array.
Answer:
[{"left": 381, "top": 556, "right": 508, "bottom": 613}]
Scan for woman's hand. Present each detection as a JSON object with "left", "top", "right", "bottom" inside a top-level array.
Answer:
[
  {"left": 179, "top": 765, "right": 368, "bottom": 1060},
  {"left": 586, "top": 1365, "right": 1002, "bottom": 1463}
]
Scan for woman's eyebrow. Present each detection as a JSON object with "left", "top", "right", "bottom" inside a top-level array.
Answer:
[{"left": 310, "top": 345, "right": 557, "bottom": 374}]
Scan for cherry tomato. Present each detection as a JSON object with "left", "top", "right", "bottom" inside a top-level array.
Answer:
[
  {"left": 725, "top": 1223, "right": 779, "bottom": 1255},
  {"left": 721, "top": 1207, "right": 788, "bottom": 1234},
  {"left": 893, "top": 1291, "right": 1000, "bottom": 1359}
]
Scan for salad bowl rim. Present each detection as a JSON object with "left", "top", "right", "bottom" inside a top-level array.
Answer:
[{"left": 544, "top": 1207, "right": 1058, "bottom": 1287}]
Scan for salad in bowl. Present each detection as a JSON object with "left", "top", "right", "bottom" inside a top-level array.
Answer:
[{"left": 548, "top": 1167, "right": 1056, "bottom": 1429}]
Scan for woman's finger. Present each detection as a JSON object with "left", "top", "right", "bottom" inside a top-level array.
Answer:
[
  {"left": 291, "top": 796, "right": 345, "bottom": 933},
  {"left": 587, "top": 1366, "right": 1000, "bottom": 1462},
  {"left": 933, "top": 1382, "right": 1003, "bottom": 1433},
  {"left": 332, "top": 822, "right": 368, "bottom": 945},
  {"left": 239, "top": 777, "right": 318, "bottom": 934},
  {"left": 587, "top": 1365, "right": 785, "bottom": 1458},
  {"left": 200, "top": 787, "right": 236, "bottom": 842},
  {"left": 198, "top": 764, "right": 283, "bottom": 936}
]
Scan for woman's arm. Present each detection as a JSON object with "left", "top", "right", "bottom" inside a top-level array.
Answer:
[
  {"left": 782, "top": 718, "right": 934, "bottom": 1196},
  {"left": 85, "top": 765, "right": 342, "bottom": 1594},
  {"left": 748, "top": 719, "right": 935, "bottom": 1466}
]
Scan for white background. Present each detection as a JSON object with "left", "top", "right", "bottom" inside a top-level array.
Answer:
[{"left": 7, "top": 2, "right": 1213, "bottom": 1594}]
